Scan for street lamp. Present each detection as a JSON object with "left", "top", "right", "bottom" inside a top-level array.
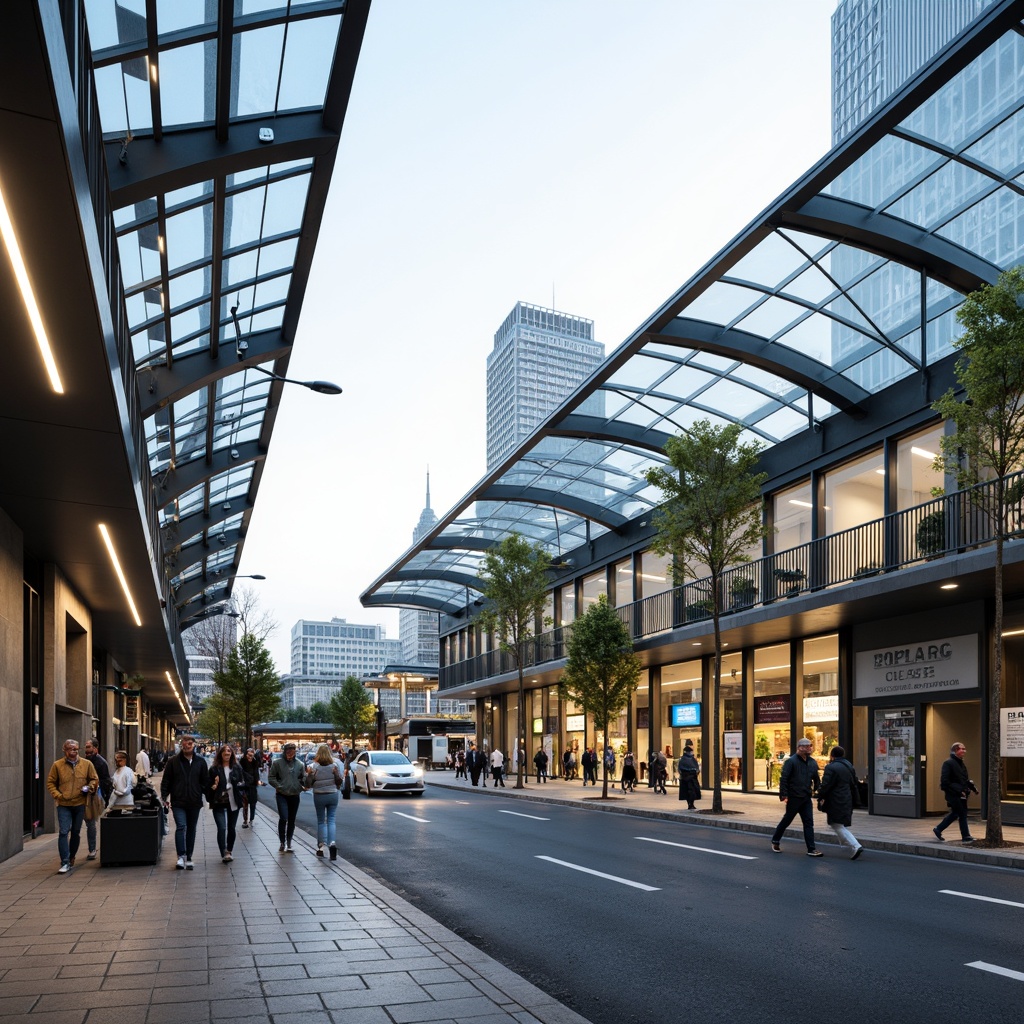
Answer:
[{"left": 230, "top": 303, "right": 342, "bottom": 395}]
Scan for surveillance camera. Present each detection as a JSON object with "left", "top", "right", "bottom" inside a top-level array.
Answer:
[
  {"left": 230, "top": 449, "right": 240, "bottom": 460},
  {"left": 218, "top": 534, "right": 228, "bottom": 545},
  {"left": 236, "top": 338, "right": 248, "bottom": 360}
]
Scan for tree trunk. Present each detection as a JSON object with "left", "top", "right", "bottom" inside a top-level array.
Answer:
[
  {"left": 987, "top": 529, "right": 1004, "bottom": 842},
  {"left": 516, "top": 661, "right": 526, "bottom": 789},
  {"left": 711, "top": 608, "right": 723, "bottom": 813}
]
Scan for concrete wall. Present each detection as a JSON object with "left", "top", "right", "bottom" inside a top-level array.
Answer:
[{"left": 0, "top": 508, "right": 24, "bottom": 863}]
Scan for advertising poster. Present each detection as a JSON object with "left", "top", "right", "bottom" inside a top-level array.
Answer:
[
  {"left": 754, "top": 696, "right": 790, "bottom": 723},
  {"left": 874, "top": 708, "right": 915, "bottom": 796},
  {"left": 724, "top": 731, "right": 743, "bottom": 758},
  {"left": 1001, "top": 707, "right": 1024, "bottom": 756},
  {"left": 803, "top": 694, "right": 839, "bottom": 723}
]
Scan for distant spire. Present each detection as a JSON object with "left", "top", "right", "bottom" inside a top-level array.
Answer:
[
  {"left": 413, "top": 467, "right": 438, "bottom": 542},
  {"left": 425, "top": 466, "right": 431, "bottom": 511}
]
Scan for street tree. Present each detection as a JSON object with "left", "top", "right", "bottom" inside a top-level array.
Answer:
[
  {"left": 559, "top": 594, "right": 641, "bottom": 799},
  {"left": 329, "top": 676, "right": 376, "bottom": 752},
  {"left": 932, "top": 265, "right": 1024, "bottom": 846},
  {"left": 645, "top": 419, "right": 769, "bottom": 813},
  {"left": 214, "top": 632, "right": 282, "bottom": 750},
  {"left": 310, "top": 700, "right": 330, "bottom": 723},
  {"left": 281, "top": 706, "right": 313, "bottom": 723},
  {"left": 478, "top": 533, "right": 552, "bottom": 789}
]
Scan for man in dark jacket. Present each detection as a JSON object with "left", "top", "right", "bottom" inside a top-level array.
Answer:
[
  {"left": 817, "top": 746, "right": 862, "bottom": 859},
  {"left": 533, "top": 747, "right": 549, "bottom": 783},
  {"left": 83, "top": 740, "right": 112, "bottom": 861},
  {"left": 466, "top": 743, "right": 486, "bottom": 787},
  {"left": 770, "top": 737, "right": 822, "bottom": 856},
  {"left": 161, "top": 736, "right": 209, "bottom": 870},
  {"left": 933, "top": 742, "right": 977, "bottom": 842}
]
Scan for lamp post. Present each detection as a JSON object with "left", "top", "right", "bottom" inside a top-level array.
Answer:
[{"left": 230, "top": 304, "right": 342, "bottom": 395}]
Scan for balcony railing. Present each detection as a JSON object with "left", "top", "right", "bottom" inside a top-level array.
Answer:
[{"left": 440, "top": 471, "right": 1024, "bottom": 690}]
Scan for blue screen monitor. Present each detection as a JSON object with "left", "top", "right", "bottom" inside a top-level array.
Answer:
[{"left": 670, "top": 703, "right": 701, "bottom": 728}]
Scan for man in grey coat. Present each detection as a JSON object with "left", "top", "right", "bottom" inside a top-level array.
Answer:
[{"left": 770, "top": 737, "right": 822, "bottom": 856}]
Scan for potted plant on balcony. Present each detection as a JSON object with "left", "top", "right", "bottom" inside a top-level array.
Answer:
[
  {"left": 685, "top": 597, "right": 714, "bottom": 622},
  {"left": 772, "top": 566, "right": 805, "bottom": 597},
  {"left": 730, "top": 575, "right": 757, "bottom": 609},
  {"left": 916, "top": 509, "right": 945, "bottom": 559}
]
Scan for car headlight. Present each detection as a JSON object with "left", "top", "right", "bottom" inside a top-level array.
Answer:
[
  {"left": 410, "top": 766, "right": 424, "bottom": 777},
  {"left": 371, "top": 768, "right": 390, "bottom": 778}
]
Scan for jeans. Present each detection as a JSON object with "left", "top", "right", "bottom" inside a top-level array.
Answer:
[
  {"left": 86, "top": 816, "right": 98, "bottom": 854},
  {"left": 171, "top": 804, "right": 202, "bottom": 858},
  {"left": 936, "top": 799, "right": 971, "bottom": 839},
  {"left": 830, "top": 822, "right": 860, "bottom": 850},
  {"left": 313, "top": 791, "right": 339, "bottom": 847},
  {"left": 212, "top": 804, "right": 240, "bottom": 856},
  {"left": 276, "top": 792, "right": 301, "bottom": 844},
  {"left": 771, "top": 796, "right": 817, "bottom": 850},
  {"left": 243, "top": 786, "right": 258, "bottom": 821},
  {"left": 57, "top": 804, "right": 86, "bottom": 865}
]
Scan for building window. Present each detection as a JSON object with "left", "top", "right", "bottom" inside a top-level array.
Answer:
[
  {"left": 801, "top": 634, "right": 839, "bottom": 767},
  {"left": 824, "top": 448, "right": 884, "bottom": 534},
  {"left": 612, "top": 557, "right": 633, "bottom": 607},
  {"left": 580, "top": 569, "right": 606, "bottom": 613},
  {"left": 773, "top": 480, "right": 811, "bottom": 553},
  {"left": 896, "top": 424, "right": 943, "bottom": 510},
  {"left": 637, "top": 549, "right": 672, "bottom": 598},
  {"left": 751, "top": 643, "right": 791, "bottom": 791}
]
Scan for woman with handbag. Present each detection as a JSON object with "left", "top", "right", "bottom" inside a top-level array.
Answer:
[
  {"left": 208, "top": 744, "right": 245, "bottom": 863},
  {"left": 107, "top": 750, "right": 135, "bottom": 809},
  {"left": 304, "top": 744, "right": 342, "bottom": 860}
]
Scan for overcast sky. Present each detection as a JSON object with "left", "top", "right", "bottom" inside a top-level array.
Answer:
[{"left": 236, "top": 0, "right": 838, "bottom": 671}]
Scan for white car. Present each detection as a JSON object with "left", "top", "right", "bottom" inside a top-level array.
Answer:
[{"left": 351, "top": 750, "right": 425, "bottom": 798}]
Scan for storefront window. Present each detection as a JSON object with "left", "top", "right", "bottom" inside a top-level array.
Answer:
[
  {"left": 637, "top": 549, "right": 672, "bottom": 598},
  {"left": 751, "top": 643, "right": 791, "bottom": 791},
  {"left": 773, "top": 480, "right": 811, "bottom": 553},
  {"left": 560, "top": 583, "right": 575, "bottom": 626},
  {"left": 896, "top": 424, "right": 943, "bottom": 510},
  {"left": 613, "top": 557, "right": 633, "bottom": 607},
  {"left": 660, "top": 659, "right": 702, "bottom": 784},
  {"left": 542, "top": 592, "right": 554, "bottom": 635},
  {"left": 720, "top": 651, "right": 743, "bottom": 788},
  {"left": 634, "top": 672, "right": 650, "bottom": 782},
  {"left": 547, "top": 688, "right": 562, "bottom": 777},
  {"left": 802, "top": 634, "right": 839, "bottom": 771},
  {"left": 564, "top": 698, "right": 584, "bottom": 779},
  {"left": 581, "top": 569, "right": 607, "bottom": 613}
]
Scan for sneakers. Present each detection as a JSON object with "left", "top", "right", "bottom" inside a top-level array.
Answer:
[
  {"left": 176, "top": 855, "right": 186, "bottom": 870},
  {"left": 961, "top": 835, "right": 975, "bottom": 843},
  {"left": 57, "top": 863, "right": 70, "bottom": 874},
  {"left": 87, "top": 851, "right": 97, "bottom": 860},
  {"left": 771, "top": 842, "right": 781, "bottom": 853},
  {"left": 329, "top": 844, "right": 337, "bottom": 861},
  {"left": 185, "top": 860, "right": 194, "bottom": 870},
  {"left": 241, "top": 821, "right": 249, "bottom": 829},
  {"left": 806, "top": 849, "right": 823, "bottom": 857},
  {"left": 284, "top": 842, "right": 293, "bottom": 854},
  {"left": 316, "top": 845, "right": 324, "bottom": 857},
  {"left": 222, "top": 852, "right": 233, "bottom": 863},
  {"left": 932, "top": 826, "right": 945, "bottom": 842},
  {"left": 279, "top": 843, "right": 285, "bottom": 853},
  {"left": 850, "top": 846, "right": 863, "bottom": 860}
]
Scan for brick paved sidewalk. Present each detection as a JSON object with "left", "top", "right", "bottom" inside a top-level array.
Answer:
[{"left": 0, "top": 812, "right": 591, "bottom": 1024}]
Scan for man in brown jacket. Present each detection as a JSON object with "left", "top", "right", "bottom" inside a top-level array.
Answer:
[{"left": 46, "top": 739, "right": 99, "bottom": 874}]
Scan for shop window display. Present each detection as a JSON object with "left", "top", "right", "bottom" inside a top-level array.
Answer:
[
  {"left": 802, "top": 634, "right": 839, "bottom": 770},
  {"left": 661, "top": 659, "right": 702, "bottom": 785},
  {"left": 720, "top": 652, "right": 744, "bottom": 788},
  {"left": 751, "top": 643, "right": 791, "bottom": 790}
]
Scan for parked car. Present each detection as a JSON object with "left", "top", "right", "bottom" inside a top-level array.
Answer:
[{"left": 350, "top": 750, "right": 425, "bottom": 798}]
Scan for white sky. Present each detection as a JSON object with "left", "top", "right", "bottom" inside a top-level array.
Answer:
[{"left": 238, "top": 0, "right": 838, "bottom": 672}]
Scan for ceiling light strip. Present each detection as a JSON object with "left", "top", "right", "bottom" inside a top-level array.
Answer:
[
  {"left": 0, "top": 182, "right": 64, "bottom": 394},
  {"left": 98, "top": 524, "right": 142, "bottom": 626}
]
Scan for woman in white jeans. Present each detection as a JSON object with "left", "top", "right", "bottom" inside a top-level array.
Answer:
[{"left": 817, "top": 746, "right": 863, "bottom": 860}]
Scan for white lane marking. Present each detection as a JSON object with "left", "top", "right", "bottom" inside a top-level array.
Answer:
[
  {"left": 499, "top": 810, "right": 550, "bottom": 821},
  {"left": 455, "top": 800, "right": 471, "bottom": 805},
  {"left": 636, "top": 836, "right": 756, "bottom": 860},
  {"left": 966, "top": 962, "right": 1024, "bottom": 982},
  {"left": 393, "top": 812, "right": 430, "bottom": 823},
  {"left": 536, "top": 855, "right": 660, "bottom": 891},
  {"left": 941, "top": 889, "right": 1024, "bottom": 910}
]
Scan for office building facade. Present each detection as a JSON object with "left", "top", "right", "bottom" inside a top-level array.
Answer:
[
  {"left": 399, "top": 474, "right": 440, "bottom": 667},
  {"left": 290, "top": 618, "right": 402, "bottom": 681}
]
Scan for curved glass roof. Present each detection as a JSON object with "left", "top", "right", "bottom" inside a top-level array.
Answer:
[
  {"left": 84, "top": 0, "right": 367, "bottom": 626},
  {"left": 363, "top": 1, "right": 1024, "bottom": 617}
]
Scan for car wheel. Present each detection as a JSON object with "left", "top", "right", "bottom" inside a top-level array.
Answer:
[{"left": 365, "top": 777, "right": 375, "bottom": 798}]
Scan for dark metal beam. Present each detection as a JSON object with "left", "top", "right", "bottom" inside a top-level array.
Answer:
[
  {"left": 362, "top": 593, "right": 462, "bottom": 615},
  {"left": 424, "top": 534, "right": 495, "bottom": 552},
  {"left": 163, "top": 497, "right": 255, "bottom": 550},
  {"left": 476, "top": 486, "right": 628, "bottom": 530},
  {"left": 389, "top": 568, "right": 484, "bottom": 590},
  {"left": 160, "top": 439, "right": 264, "bottom": 503},
  {"left": 553, "top": 414, "right": 673, "bottom": 455}
]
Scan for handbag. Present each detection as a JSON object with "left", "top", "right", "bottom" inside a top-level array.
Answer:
[{"left": 84, "top": 791, "right": 106, "bottom": 821}]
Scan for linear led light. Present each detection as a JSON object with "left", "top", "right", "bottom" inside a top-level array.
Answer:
[
  {"left": 912, "top": 446, "right": 937, "bottom": 460},
  {"left": 0, "top": 181, "right": 64, "bottom": 393},
  {"left": 98, "top": 524, "right": 142, "bottom": 626}
]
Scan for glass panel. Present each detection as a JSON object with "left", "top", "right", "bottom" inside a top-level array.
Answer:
[
  {"left": 884, "top": 162, "right": 993, "bottom": 231},
  {"left": 936, "top": 187, "right": 1024, "bottom": 267},
  {"left": 612, "top": 558, "right": 632, "bottom": 607},
  {"left": 720, "top": 651, "right": 743, "bottom": 789},
  {"left": 751, "top": 643, "right": 791, "bottom": 791},
  {"left": 155, "top": 0, "right": 215, "bottom": 33},
  {"left": 802, "top": 634, "right": 839, "bottom": 769},
  {"left": 727, "top": 232, "right": 808, "bottom": 286},
  {"left": 559, "top": 584, "right": 575, "bottom": 626},
  {"left": 638, "top": 550, "right": 672, "bottom": 598},
  {"left": 661, "top": 659, "right": 703, "bottom": 771},
  {"left": 580, "top": 570, "right": 606, "bottom": 614},
  {"left": 278, "top": 15, "right": 341, "bottom": 110},
  {"left": 827, "top": 135, "right": 937, "bottom": 208},
  {"left": 605, "top": 354, "right": 672, "bottom": 391},
  {"left": 159, "top": 40, "right": 211, "bottom": 128},
  {"left": 165, "top": 204, "right": 212, "bottom": 272},
  {"left": 681, "top": 282, "right": 760, "bottom": 326},
  {"left": 734, "top": 297, "right": 808, "bottom": 339},
  {"left": 232, "top": 24, "right": 285, "bottom": 117},
  {"left": 824, "top": 448, "right": 884, "bottom": 535},
  {"left": 965, "top": 106, "right": 1024, "bottom": 177},
  {"left": 896, "top": 424, "right": 943, "bottom": 510},
  {"left": 783, "top": 265, "right": 837, "bottom": 305},
  {"left": 773, "top": 480, "right": 811, "bottom": 553}
]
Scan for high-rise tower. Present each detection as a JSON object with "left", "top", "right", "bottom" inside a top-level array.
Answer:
[{"left": 399, "top": 472, "right": 440, "bottom": 666}]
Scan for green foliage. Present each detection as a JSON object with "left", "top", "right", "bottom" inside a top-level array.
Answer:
[
  {"left": 559, "top": 596, "right": 640, "bottom": 797},
  {"left": 281, "top": 706, "right": 314, "bottom": 723},
  {"left": 477, "top": 532, "right": 553, "bottom": 787},
  {"left": 309, "top": 701, "right": 330, "bottom": 722},
  {"left": 328, "top": 676, "right": 376, "bottom": 751},
  {"left": 213, "top": 632, "right": 282, "bottom": 749},
  {"left": 930, "top": 265, "right": 1024, "bottom": 844},
  {"left": 754, "top": 731, "right": 772, "bottom": 761}
]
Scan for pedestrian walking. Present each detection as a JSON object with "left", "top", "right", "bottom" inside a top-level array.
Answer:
[
  {"left": 770, "top": 738, "right": 822, "bottom": 856},
  {"left": 817, "top": 746, "right": 863, "bottom": 859},
  {"left": 603, "top": 745, "right": 616, "bottom": 783},
  {"left": 304, "top": 743, "right": 342, "bottom": 860},
  {"left": 621, "top": 751, "right": 637, "bottom": 792},
  {"left": 677, "top": 743, "right": 701, "bottom": 809},
  {"left": 490, "top": 748, "right": 506, "bottom": 787},
  {"left": 268, "top": 742, "right": 305, "bottom": 853},
  {"left": 135, "top": 747, "right": 151, "bottom": 777},
  {"left": 46, "top": 739, "right": 99, "bottom": 874},
  {"left": 161, "top": 736, "right": 210, "bottom": 870},
  {"left": 581, "top": 747, "right": 596, "bottom": 785},
  {"left": 454, "top": 748, "right": 467, "bottom": 780},
  {"left": 533, "top": 747, "right": 549, "bottom": 783},
  {"left": 653, "top": 749, "right": 668, "bottom": 794},
  {"left": 239, "top": 748, "right": 263, "bottom": 827},
  {"left": 933, "top": 742, "right": 978, "bottom": 843},
  {"left": 107, "top": 750, "right": 135, "bottom": 809},
  {"left": 83, "top": 739, "right": 112, "bottom": 861},
  {"left": 466, "top": 743, "right": 486, "bottom": 786},
  {"left": 208, "top": 744, "right": 244, "bottom": 863}
]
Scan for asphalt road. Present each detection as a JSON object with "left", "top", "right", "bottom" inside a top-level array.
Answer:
[{"left": 256, "top": 783, "right": 1024, "bottom": 1024}]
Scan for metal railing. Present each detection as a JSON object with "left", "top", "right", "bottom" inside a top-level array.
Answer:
[{"left": 440, "top": 471, "right": 1024, "bottom": 690}]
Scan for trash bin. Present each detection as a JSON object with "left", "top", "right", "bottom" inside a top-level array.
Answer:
[{"left": 100, "top": 811, "right": 162, "bottom": 866}]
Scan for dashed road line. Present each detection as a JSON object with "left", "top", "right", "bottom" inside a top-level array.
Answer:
[
  {"left": 393, "top": 812, "right": 430, "bottom": 823},
  {"left": 536, "top": 855, "right": 660, "bottom": 891},
  {"left": 499, "top": 810, "right": 550, "bottom": 821},
  {"left": 940, "top": 890, "right": 1024, "bottom": 910},
  {"left": 636, "top": 836, "right": 757, "bottom": 860},
  {"left": 966, "top": 962, "right": 1024, "bottom": 982}
]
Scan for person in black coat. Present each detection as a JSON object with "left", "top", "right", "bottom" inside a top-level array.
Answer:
[
  {"left": 933, "top": 742, "right": 978, "bottom": 842},
  {"left": 465, "top": 743, "right": 486, "bottom": 786},
  {"left": 239, "top": 748, "right": 263, "bottom": 827},
  {"left": 208, "top": 744, "right": 246, "bottom": 862},
  {"left": 677, "top": 744, "right": 701, "bottom": 809},
  {"left": 160, "top": 736, "right": 210, "bottom": 869},
  {"left": 770, "top": 738, "right": 822, "bottom": 856},
  {"left": 817, "top": 746, "right": 863, "bottom": 859}
]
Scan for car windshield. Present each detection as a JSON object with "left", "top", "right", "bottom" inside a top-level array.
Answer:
[{"left": 369, "top": 752, "right": 412, "bottom": 765}]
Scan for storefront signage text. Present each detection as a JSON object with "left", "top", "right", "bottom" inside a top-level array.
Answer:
[
  {"left": 854, "top": 634, "right": 977, "bottom": 699},
  {"left": 803, "top": 694, "right": 839, "bottom": 723},
  {"left": 1001, "top": 707, "right": 1024, "bottom": 756},
  {"left": 754, "top": 696, "right": 790, "bottom": 723}
]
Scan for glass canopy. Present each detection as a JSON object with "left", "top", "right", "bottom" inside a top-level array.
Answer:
[
  {"left": 363, "top": 2, "right": 1024, "bottom": 616},
  {"left": 84, "top": 0, "right": 362, "bottom": 625}
]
